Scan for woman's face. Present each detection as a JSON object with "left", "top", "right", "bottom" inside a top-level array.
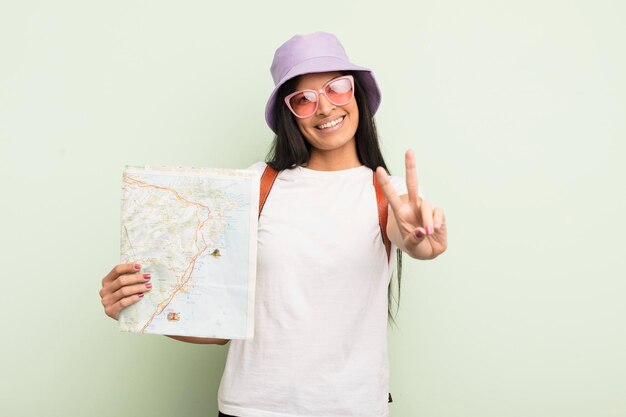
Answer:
[{"left": 291, "top": 71, "right": 359, "bottom": 155}]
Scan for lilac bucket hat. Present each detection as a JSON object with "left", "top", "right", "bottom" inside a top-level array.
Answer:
[{"left": 264, "top": 31, "right": 382, "bottom": 133}]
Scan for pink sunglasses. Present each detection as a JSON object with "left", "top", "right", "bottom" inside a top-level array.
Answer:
[{"left": 284, "top": 75, "right": 355, "bottom": 118}]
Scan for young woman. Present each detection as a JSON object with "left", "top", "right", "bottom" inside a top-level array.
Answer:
[{"left": 99, "top": 32, "right": 447, "bottom": 417}]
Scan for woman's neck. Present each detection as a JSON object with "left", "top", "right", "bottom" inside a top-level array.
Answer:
[{"left": 304, "top": 141, "right": 362, "bottom": 171}]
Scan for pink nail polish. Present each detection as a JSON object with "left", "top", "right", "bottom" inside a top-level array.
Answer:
[
  {"left": 427, "top": 226, "right": 433, "bottom": 235},
  {"left": 134, "top": 264, "right": 141, "bottom": 270},
  {"left": 416, "top": 230, "right": 425, "bottom": 238},
  {"left": 138, "top": 293, "right": 144, "bottom": 298},
  {"left": 143, "top": 273, "right": 151, "bottom": 280},
  {"left": 145, "top": 283, "right": 152, "bottom": 289}
]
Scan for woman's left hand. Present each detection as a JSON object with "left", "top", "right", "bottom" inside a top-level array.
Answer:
[{"left": 376, "top": 149, "right": 448, "bottom": 260}]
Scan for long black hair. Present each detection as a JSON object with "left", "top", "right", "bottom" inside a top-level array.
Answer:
[{"left": 265, "top": 71, "right": 404, "bottom": 327}]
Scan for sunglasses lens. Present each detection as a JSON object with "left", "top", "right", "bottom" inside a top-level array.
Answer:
[
  {"left": 326, "top": 78, "right": 353, "bottom": 105},
  {"left": 289, "top": 91, "right": 318, "bottom": 117}
]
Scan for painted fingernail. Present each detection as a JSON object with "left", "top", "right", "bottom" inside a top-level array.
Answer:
[
  {"left": 143, "top": 273, "right": 151, "bottom": 280},
  {"left": 138, "top": 293, "right": 144, "bottom": 298},
  {"left": 427, "top": 226, "right": 433, "bottom": 235},
  {"left": 145, "top": 283, "right": 152, "bottom": 289},
  {"left": 134, "top": 264, "right": 141, "bottom": 270},
  {"left": 416, "top": 230, "right": 425, "bottom": 238}
]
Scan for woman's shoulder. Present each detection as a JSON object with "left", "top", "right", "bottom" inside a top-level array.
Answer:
[
  {"left": 387, "top": 174, "right": 408, "bottom": 197},
  {"left": 245, "top": 161, "right": 268, "bottom": 176},
  {"left": 386, "top": 173, "right": 424, "bottom": 199}
]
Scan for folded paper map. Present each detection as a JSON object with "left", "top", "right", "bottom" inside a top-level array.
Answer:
[{"left": 118, "top": 165, "right": 259, "bottom": 339}]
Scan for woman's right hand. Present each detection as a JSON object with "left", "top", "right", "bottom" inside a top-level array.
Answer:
[{"left": 100, "top": 262, "right": 152, "bottom": 320}]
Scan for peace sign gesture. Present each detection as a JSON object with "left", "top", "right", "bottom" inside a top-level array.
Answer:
[{"left": 376, "top": 150, "right": 448, "bottom": 260}]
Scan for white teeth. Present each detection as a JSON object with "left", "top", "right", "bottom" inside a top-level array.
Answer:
[{"left": 317, "top": 116, "right": 344, "bottom": 129}]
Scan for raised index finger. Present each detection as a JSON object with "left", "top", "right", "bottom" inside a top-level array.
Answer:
[{"left": 405, "top": 149, "right": 420, "bottom": 206}]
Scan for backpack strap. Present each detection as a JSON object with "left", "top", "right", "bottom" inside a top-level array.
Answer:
[
  {"left": 259, "top": 164, "right": 391, "bottom": 262},
  {"left": 259, "top": 164, "right": 279, "bottom": 219},
  {"left": 373, "top": 171, "right": 391, "bottom": 262}
]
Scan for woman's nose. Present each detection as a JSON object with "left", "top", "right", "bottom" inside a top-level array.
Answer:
[{"left": 316, "top": 93, "right": 336, "bottom": 115}]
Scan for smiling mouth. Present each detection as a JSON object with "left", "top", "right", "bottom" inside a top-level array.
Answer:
[{"left": 316, "top": 116, "right": 345, "bottom": 130}]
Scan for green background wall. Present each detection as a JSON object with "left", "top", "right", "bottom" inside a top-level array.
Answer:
[{"left": 1, "top": 1, "right": 624, "bottom": 416}]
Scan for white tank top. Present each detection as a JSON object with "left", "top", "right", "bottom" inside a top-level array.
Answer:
[{"left": 218, "top": 162, "right": 408, "bottom": 417}]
